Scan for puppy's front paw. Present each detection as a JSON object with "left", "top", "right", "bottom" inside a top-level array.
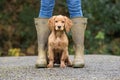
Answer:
[
  {"left": 60, "top": 63, "right": 66, "bottom": 68},
  {"left": 47, "top": 63, "right": 53, "bottom": 68}
]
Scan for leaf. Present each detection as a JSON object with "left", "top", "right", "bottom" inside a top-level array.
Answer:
[{"left": 95, "top": 31, "right": 105, "bottom": 40}]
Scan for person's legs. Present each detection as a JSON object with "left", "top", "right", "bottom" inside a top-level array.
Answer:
[
  {"left": 39, "top": 0, "right": 55, "bottom": 18},
  {"left": 35, "top": 0, "right": 55, "bottom": 68},
  {"left": 67, "top": 0, "right": 87, "bottom": 68},
  {"left": 66, "top": 0, "right": 83, "bottom": 18}
]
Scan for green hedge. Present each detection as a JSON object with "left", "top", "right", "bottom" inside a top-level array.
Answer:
[{"left": 0, "top": 0, "right": 120, "bottom": 56}]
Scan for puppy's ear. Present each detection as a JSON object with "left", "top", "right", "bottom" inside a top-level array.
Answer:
[
  {"left": 64, "top": 16, "right": 73, "bottom": 32},
  {"left": 48, "top": 16, "right": 56, "bottom": 31}
]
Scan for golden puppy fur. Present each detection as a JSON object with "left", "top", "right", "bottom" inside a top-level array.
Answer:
[{"left": 47, "top": 15, "right": 73, "bottom": 68}]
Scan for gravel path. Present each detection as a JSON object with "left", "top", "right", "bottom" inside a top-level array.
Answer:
[{"left": 0, "top": 55, "right": 120, "bottom": 80}]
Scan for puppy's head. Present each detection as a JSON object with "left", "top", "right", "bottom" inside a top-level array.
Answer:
[{"left": 48, "top": 15, "right": 73, "bottom": 32}]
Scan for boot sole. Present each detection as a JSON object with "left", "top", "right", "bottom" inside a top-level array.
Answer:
[
  {"left": 35, "top": 64, "right": 47, "bottom": 68},
  {"left": 73, "top": 64, "right": 85, "bottom": 68}
]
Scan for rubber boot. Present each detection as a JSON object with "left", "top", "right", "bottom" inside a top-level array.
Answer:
[
  {"left": 71, "top": 17, "right": 87, "bottom": 68},
  {"left": 34, "top": 18, "right": 50, "bottom": 68}
]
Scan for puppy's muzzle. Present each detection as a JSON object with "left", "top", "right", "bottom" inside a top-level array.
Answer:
[{"left": 58, "top": 26, "right": 61, "bottom": 29}]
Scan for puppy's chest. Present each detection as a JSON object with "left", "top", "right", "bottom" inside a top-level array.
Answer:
[{"left": 51, "top": 37, "right": 68, "bottom": 49}]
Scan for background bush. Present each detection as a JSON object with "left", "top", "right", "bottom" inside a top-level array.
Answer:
[{"left": 0, "top": 0, "right": 120, "bottom": 56}]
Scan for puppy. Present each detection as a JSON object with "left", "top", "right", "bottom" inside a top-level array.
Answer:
[{"left": 47, "top": 15, "right": 73, "bottom": 68}]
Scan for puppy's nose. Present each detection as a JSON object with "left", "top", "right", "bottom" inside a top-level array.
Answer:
[{"left": 58, "top": 26, "right": 61, "bottom": 29}]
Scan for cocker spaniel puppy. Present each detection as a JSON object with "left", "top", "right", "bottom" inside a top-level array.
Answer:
[{"left": 47, "top": 15, "right": 73, "bottom": 68}]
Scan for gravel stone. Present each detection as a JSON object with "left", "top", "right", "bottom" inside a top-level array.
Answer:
[{"left": 0, "top": 55, "right": 120, "bottom": 80}]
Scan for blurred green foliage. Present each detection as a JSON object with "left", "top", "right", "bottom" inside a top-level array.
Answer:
[{"left": 0, "top": 0, "right": 120, "bottom": 56}]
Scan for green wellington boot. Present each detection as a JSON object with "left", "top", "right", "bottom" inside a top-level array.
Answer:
[
  {"left": 34, "top": 18, "right": 50, "bottom": 68},
  {"left": 71, "top": 17, "right": 87, "bottom": 68}
]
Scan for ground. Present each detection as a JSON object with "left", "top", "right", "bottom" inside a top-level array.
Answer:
[{"left": 0, "top": 55, "right": 120, "bottom": 80}]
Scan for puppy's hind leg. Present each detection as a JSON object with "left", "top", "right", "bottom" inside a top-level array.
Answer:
[{"left": 66, "top": 56, "right": 72, "bottom": 67}]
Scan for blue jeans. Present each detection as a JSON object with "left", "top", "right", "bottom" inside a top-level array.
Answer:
[{"left": 39, "top": 0, "right": 83, "bottom": 18}]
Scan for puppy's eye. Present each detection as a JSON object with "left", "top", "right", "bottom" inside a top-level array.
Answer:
[
  {"left": 62, "top": 21, "right": 65, "bottom": 23},
  {"left": 55, "top": 21, "right": 58, "bottom": 23}
]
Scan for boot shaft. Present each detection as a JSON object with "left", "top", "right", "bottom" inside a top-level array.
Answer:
[
  {"left": 34, "top": 18, "right": 50, "bottom": 49},
  {"left": 71, "top": 17, "right": 87, "bottom": 46}
]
